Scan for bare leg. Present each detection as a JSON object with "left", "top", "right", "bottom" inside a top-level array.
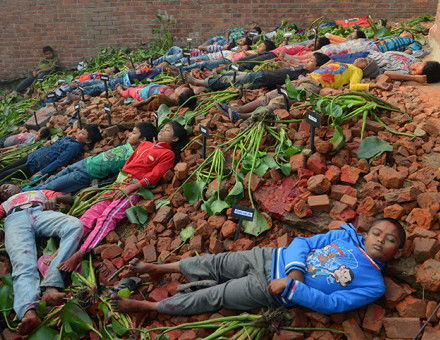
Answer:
[
  {"left": 57, "top": 249, "right": 85, "bottom": 272},
  {"left": 128, "top": 258, "right": 180, "bottom": 275},
  {"left": 184, "top": 73, "right": 206, "bottom": 87},
  {"left": 41, "top": 287, "right": 66, "bottom": 306},
  {"left": 110, "top": 294, "right": 158, "bottom": 313}
]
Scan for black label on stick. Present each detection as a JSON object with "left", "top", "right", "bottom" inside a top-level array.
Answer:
[
  {"left": 200, "top": 125, "right": 209, "bottom": 137},
  {"left": 47, "top": 93, "right": 56, "bottom": 99},
  {"left": 231, "top": 205, "right": 255, "bottom": 221},
  {"left": 305, "top": 109, "right": 322, "bottom": 128},
  {"left": 231, "top": 64, "right": 239, "bottom": 71},
  {"left": 100, "top": 74, "right": 110, "bottom": 81}
]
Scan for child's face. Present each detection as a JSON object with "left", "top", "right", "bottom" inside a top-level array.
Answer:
[
  {"left": 157, "top": 124, "right": 177, "bottom": 144},
  {"left": 409, "top": 62, "right": 426, "bottom": 75},
  {"left": 364, "top": 221, "right": 402, "bottom": 262},
  {"left": 76, "top": 129, "right": 90, "bottom": 144},
  {"left": 304, "top": 56, "right": 318, "bottom": 71},
  {"left": 127, "top": 127, "right": 143, "bottom": 145},
  {"left": 0, "top": 184, "right": 21, "bottom": 201},
  {"left": 44, "top": 51, "right": 54, "bottom": 59},
  {"left": 256, "top": 43, "right": 266, "bottom": 53}
]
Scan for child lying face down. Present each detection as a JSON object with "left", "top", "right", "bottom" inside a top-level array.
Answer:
[{"left": 110, "top": 218, "right": 405, "bottom": 316}]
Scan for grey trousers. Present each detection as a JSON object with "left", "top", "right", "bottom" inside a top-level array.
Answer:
[{"left": 157, "top": 247, "right": 277, "bottom": 315}]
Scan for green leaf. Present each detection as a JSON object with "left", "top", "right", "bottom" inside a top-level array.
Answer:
[
  {"left": 330, "top": 104, "right": 343, "bottom": 118},
  {"left": 283, "top": 146, "right": 302, "bottom": 158},
  {"left": 243, "top": 211, "right": 272, "bottom": 237},
  {"left": 356, "top": 136, "right": 393, "bottom": 159},
  {"left": 43, "top": 237, "right": 58, "bottom": 256},
  {"left": 98, "top": 302, "right": 110, "bottom": 319},
  {"left": 210, "top": 199, "right": 230, "bottom": 215},
  {"left": 329, "top": 125, "right": 346, "bottom": 151},
  {"left": 125, "top": 205, "right": 149, "bottom": 225},
  {"left": 183, "top": 181, "right": 206, "bottom": 204},
  {"left": 137, "top": 187, "right": 154, "bottom": 200},
  {"left": 279, "top": 163, "right": 291, "bottom": 176},
  {"left": 111, "top": 317, "right": 129, "bottom": 336},
  {"left": 28, "top": 325, "right": 58, "bottom": 340},
  {"left": 224, "top": 180, "right": 244, "bottom": 206},
  {"left": 117, "top": 288, "right": 132, "bottom": 298},
  {"left": 157, "top": 104, "right": 171, "bottom": 127},
  {"left": 60, "top": 301, "right": 94, "bottom": 335},
  {"left": 180, "top": 226, "right": 195, "bottom": 242},
  {"left": 254, "top": 163, "right": 269, "bottom": 177},
  {"left": 0, "top": 285, "right": 13, "bottom": 313},
  {"left": 262, "top": 155, "right": 278, "bottom": 169},
  {"left": 155, "top": 199, "right": 170, "bottom": 209}
]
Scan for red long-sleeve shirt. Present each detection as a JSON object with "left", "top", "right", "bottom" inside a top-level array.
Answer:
[{"left": 122, "top": 141, "right": 175, "bottom": 187}]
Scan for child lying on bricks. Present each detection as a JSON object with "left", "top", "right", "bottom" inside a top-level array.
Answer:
[{"left": 110, "top": 219, "right": 405, "bottom": 316}]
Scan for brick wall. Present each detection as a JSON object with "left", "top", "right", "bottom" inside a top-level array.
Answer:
[{"left": 0, "top": 0, "right": 438, "bottom": 81}]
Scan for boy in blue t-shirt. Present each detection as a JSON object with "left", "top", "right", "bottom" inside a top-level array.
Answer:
[{"left": 111, "top": 218, "right": 405, "bottom": 315}]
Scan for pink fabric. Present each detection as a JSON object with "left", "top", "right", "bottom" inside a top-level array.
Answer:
[
  {"left": 272, "top": 45, "right": 310, "bottom": 56},
  {"left": 122, "top": 87, "right": 144, "bottom": 101},
  {"left": 37, "top": 255, "right": 50, "bottom": 277},
  {"left": 79, "top": 195, "right": 141, "bottom": 252}
]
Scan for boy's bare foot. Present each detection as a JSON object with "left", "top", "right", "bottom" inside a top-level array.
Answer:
[
  {"left": 17, "top": 310, "right": 41, "bottom": 335},
  {"left": 128, "top": 258, "right": 161, "bottom": 276},
  {"left": 110, "top": 294, "right": 156, "bottom": 313},
  {"left": 41, "top": 288, "right": 66, "bottom": 306},
  {"left": 183, "top": 72, "right": 205, "bottom": 87},
  {"left": 57, "top": 250, "right": 85, "bottom": 272}
]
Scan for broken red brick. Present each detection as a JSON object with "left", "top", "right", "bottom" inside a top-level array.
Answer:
[
  {"left": 221, "top": 220, "right": 236, "bottom": 239},
  {"left": 342, "top": 318, "right": 367, "bottom": 340},
  {"left": 340, "top": 165, "right": 361, "bottom": 184},
  {"left": 396, "top": 296, "right": 427, "bottom": 318},
  {"left": 101, "top": 244, "right": 123, "bottom": 260},
  {"left": 406, "top": 208, "right": 433, "bottom": 229},
  {"left": 340, "top": 194, "right": 357, "bottom": 209},
  {"left": 290, "top": 153, "right": 306, "bottom": 172},
  {"left": 383, "top": 317, "right": 420, "bottom": 339},
  {"left": 306, "top": 152, "right": 327, "bottom": 174},
  {"left": 308, "top": 195, "right": 330, "bottom": 213},
  {"left": 142, "top": 244, "right": 157, "bottom": 262},
  {"left": 377, "top": 166, "right": 405, "bottom": 189},
  {"left": 293, "top": 199, "right": 313, "bottom": 218},
  {"left": 174, "top": 162, "right": 189, "bottom": 180},
  {"left": 362, "top": 303, "right": 385, "bottom": 334},
  {"left": 413, "top": 237, "right": 440, "bottom": 263},
  {"left": 307, "top": 174, "right": 331, "bottom": 194},
  {"left": 384, "top": 204, "right": 405, "bottom": 219},
  {"left": 416, "top": 259, "right": 440, "bottom": 291},
  {"left": 149, "top": 287, "right": 169, "bottom": 302},
  {"left": 325, "top": 165, "right": 341, "bottom": 183}
]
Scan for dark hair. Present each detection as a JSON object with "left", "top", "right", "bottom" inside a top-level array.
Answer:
[
  {"left": 243, "top": 37, "right": 253, "bottom": 47},
  {"left": 313, "top": 52, "right": 330, "bottom": 67},
  {"left": 422, "top": 61, "right": 440, "bottom": 83},
  {"left": 136, "top": 122, "right": 157, "bottom": 142},
  {"left": 354, "top": 29, "right": 366, "bottom": 39},
  {"left": 167, "top": 121, "right": 189, "bottom": 163},
  {"left": 177, "top": 87, "right": 197, "bottom": 110},
  {"left": 0, "top": 182, "right": 19, "bottom": 201},
  {"left": 369, "top": 218, "right": 406, "bottom": 248},
  {"left": 263, "top": 39, "right": 276, "bottom": 51},
  {"left": 42, "top": 46, "right": 54, "bottom": 53},
  {"left": 38, "top": 127, "right": 51, "bottom": 140},
  {"left": 253, "top": 26, "right": 262, "bottom": 35},
  {"left": 316, "top": 37, "right": 331, "bottom": 49},
  {"left": 84, "top": 124, "right": 102, "bottom": 146}
]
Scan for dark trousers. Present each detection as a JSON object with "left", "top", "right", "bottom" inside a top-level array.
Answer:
[
  {"left": 16, "top": 71, "right": 51, "bottom": 93},
  {"left": 0, "top": 157, "right": 32, "bottom": 182}
]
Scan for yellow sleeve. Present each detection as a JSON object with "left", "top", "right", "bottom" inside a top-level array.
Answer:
[{"left": 349, "top": 66, "right": 370, "bottom": 91}]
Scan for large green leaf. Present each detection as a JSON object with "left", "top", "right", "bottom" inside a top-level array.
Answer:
[
  {"left": 28, "top": 325, "right": 58, "bottom": 340},
  {"left": 180, "top": 226, "right": 195, "bottom": 242},
  {"left": 157, "top": 104, "right": 171, "bottom": 127},
  {"left": 0, "top": 274, "right": 13, "bottom": 313},
  {"left": 283, "top": 146, "right": 302, "bottom": 158},
  {"left": 43, "top": 237, "right": 58, "bottom": 256},
  {"left": 137, "top": 187, "right": 154, "bottom": 200},
  {"left": 209, "top": 199, "right": 230, "bottom": 215},
  {"left": 117, "top": 288, "right": 132, "bottom": 298},
  {"left": 155, "top": 199, "right": 170, "bottom": 209},
  {"left": 224, "top": 180, "right": 244, "bottom": 205},
  {"left": 329, "top": 125, "right": 346, "bottom": 151},
  {"left": 112, "top": 317, "right": 129, "bottom": 336},
  {"left": 243, "top": 211, "right": 272, "bottom": 237},
  {"left": 60, "top": 301, "right": 94, "bottom": 335},
  {"left": 125, "top": 205, "right": 149, "bottom": 225},
  {"left": 183, "top": 181, "right": 206, "bottom": 204},
  {"left": 279, "top": 163, "right": 291, "bottom": 176},
  {"left": 357, "top": 136, "right": 393, "bottom": 159}
]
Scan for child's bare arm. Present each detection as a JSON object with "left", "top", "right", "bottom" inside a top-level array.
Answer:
[{"left": 383, "top": 71, "right": 427, "bottom": 83}]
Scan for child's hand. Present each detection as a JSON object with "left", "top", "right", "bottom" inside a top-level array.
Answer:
[{"left": 268, "top": 277, "right": 289, "bottom": 295}]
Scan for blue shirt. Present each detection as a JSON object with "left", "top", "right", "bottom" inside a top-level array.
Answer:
[
  {"left": 271, "top": 224, "right": 386, "bottom": 314},
  {"left": 375, "top": 36, "right": 422, "bottom": 53},
  {"left": 27, "top": 137, "right": 83, "bottom": 174}
]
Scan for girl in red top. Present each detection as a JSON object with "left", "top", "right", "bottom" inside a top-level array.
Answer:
[{"left": 58, "top": 122, "right": 189, "bottom": 272}]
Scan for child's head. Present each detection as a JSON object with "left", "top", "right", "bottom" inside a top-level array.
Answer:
[
  {"left": 237, "top": 36, "right": 253, "bottom": 47},
  {"left": 410, "top": 61, "right": 440, "bottom": 83},
  {"left": 304, "top": 52, "right": 330, "bottom": 71},
  {"left": 349, "top": 29, "right": 366, "bottom": 40},
  {"left": 307, "top": 37, "right": 330, "bottom": 51},
  {"left": 128, "top": 122, "right": 157, "bottom": 145},
  {"left": 252, "top": 26, "right": 262, "bottom": 35},
  {"left": 42, "top": 46, "right": 55, "bottom": 59},
  {"left": 76, "top": 124, "right": 102, "bottom": 146},
  {"left": 256, "top": 40, "right": 276, "bottom": 53},
  {"left": 157, "top": 122, "right": 189, "bottom": 163},
  {"left": 173, "top": 85, "right": 197, "bottom": 109},
  {"left": 36, "top": 127, "right": 51, "bottom": 141},
  {"left": 400, "top": 30, "right": 414, "bottom": 39},
  {"left": 0, "top": 183, "right": 21, "bottom": 201},
  {"left": 354, "top": 57, "right": 379, "bottom": 78},
  {"left": 363, "top": 218, "right": 406, "bottom": 262}
]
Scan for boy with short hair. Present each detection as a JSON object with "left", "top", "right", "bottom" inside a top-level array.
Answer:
[
  {"left": 111, "top": 219, "right": 405, "bottom": 316},
  {"left": 16, "top": 46, "right": 60, "bottom": 93}
]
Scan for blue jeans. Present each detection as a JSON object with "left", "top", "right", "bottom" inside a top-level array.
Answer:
[
  {"left": 4, "top": 206, "right": 83, "bottom": 318},
  {"left": 153, "top": 46, "right": 184, "bottom": 66},
  {"left": 205, "top": 71, "right": 264, "bottom": 91},
  {"left": 182, "top": 58, "right": 231, "bottom": 72},
  {"left": 31, "top": 160, "right": 92, "bottom": 193}
]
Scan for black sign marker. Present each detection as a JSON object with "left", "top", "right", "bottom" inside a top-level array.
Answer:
[
  {"left": 154, "top": 111, "right": 159, "bottom": 128},
  {"left": 78, "top": 87, "right": 86, "bottom": 101},
  {"left": 231, "top": 64, "right": 239, "bottom": 83},
  {"left": 305, "top": 109, "right": 322, "bottom": 153},
  {"left": 283, "top": 32, "right": 292, "bottom": 44},
  {"left": 58, "top": 79, "right": 66, "bottom": 85},
  {"left": 33, "top": 111, "right": 40, "bottom": 129},
  {"left": 200, "top": 124, "right": 209, "bottom": 159},
  {"left": 101, "top": 74, "right": 110, "bottom": 98},
  {"left": 183, "top": 49, "right": 191, "bottom": 65},
  {"left": 47, "top": 92, "right": 56, "bottom": 99},
  {"left": 186, "top": 37, "right": 193, "bottom": 50},
  {"left": 175, "top": 62, "right": 185, "bottom": 82},
  {"left": 277, "top": 86, "right": 289, "bottom": 110},
  {"left": 104, "top": 103, "right": 112, "bottom": 125},
  {"left": 231, "top": 204, "right": 255, "bottom": 240},
  {"left": 75, "top": 103, "right": 83, "bottom": 129}
]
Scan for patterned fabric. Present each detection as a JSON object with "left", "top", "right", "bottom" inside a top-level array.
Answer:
[
  {"left": 228, "top": 27, "right": 246, "bottom": 41},
  {"left": 84, "top": 143, "right": 134, "bottom": 179},
  {"left": 368, "top": 51, "right": 417, "bottom": 74},
  {"left": 309, "top": 62, "right": 369, "bottom": 91},
  {"left": 121, "top": 84, "right": 170, "bottom": 101},
  {"left": 375, "top": 36, "right": 422, "bottom": 53},
  {"left": 320, "top": 39, "right": 379, "bottom": 56},
  {"left": 3, "top": 133, "right": 36, "bottom": 148},
  {"left": 0, "top": 190, "right": 62, "bottom": 217}
]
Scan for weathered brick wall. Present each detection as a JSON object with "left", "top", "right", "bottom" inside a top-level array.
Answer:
[{"left": 0, "top": 0, "right": 438, "bottom": 81}]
